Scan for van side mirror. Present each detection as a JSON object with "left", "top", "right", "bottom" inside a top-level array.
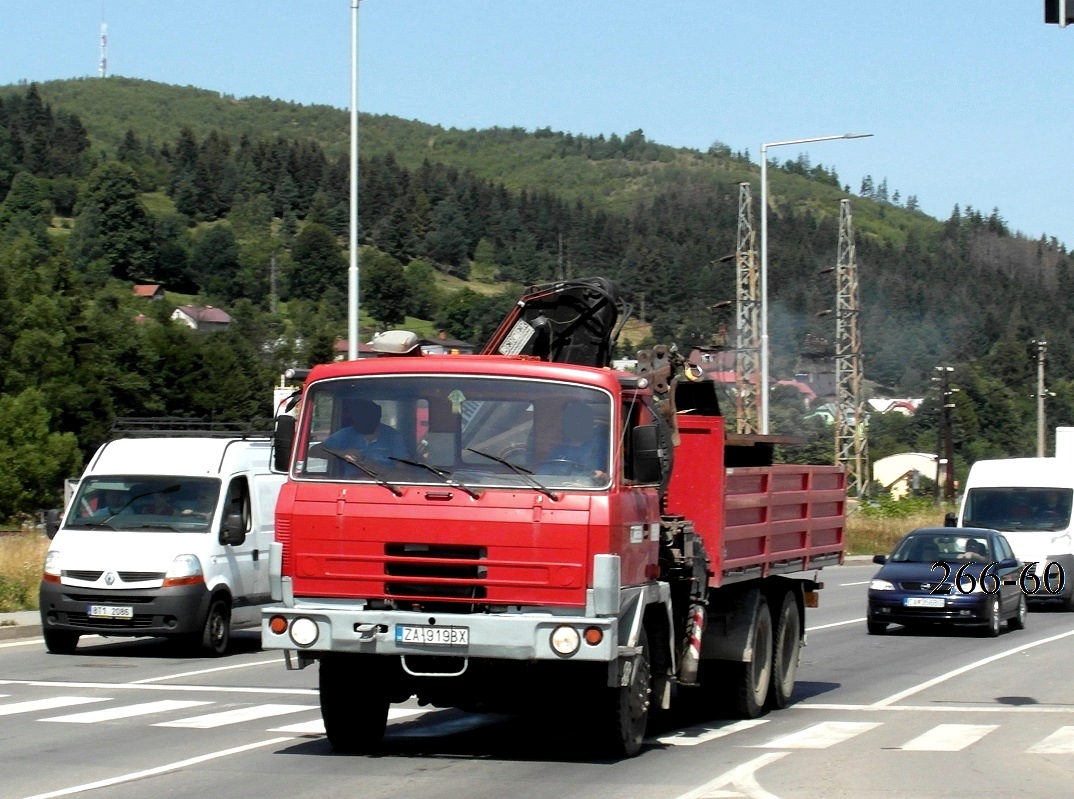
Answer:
[
  {"left": 631, "top": 424, "right": 665, "bottom": 484},
  {"left": 943, "top": 511, "right": 957, "bottom": 527},
  {"left": 273, "top": 414, "right": 295, "bottom": 473},
  {"left": 45, "top": 508, "right": 61, "bottom": 540},
  {"left": 220, "top": 513, "right": 247, "bottom": 546}
]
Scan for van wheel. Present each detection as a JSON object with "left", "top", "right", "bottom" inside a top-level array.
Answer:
[
  {"left": 198, "top": 598, "right": 231, "bottom": 656},
  {"left": 768, "top": 591, "right": 801, "bottom": 710},
  {"left": 44, "top": 630, "right": 80, "bottom": 654}
]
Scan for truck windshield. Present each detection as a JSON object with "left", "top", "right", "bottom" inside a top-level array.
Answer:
[
  {"left": 296, "top": 375, "right": 613, "bottom": 490},
  {"left": 963, "top": 487, "right": 1073, "bottom": 532},
  {"left": 65, "top": 476, "right": 220, "bottom": 532}
]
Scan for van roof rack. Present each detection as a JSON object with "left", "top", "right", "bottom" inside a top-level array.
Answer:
[{"left": 111, "top": 417, "right": 275, "bottom": 439}]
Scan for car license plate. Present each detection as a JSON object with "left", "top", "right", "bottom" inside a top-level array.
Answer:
[
  {"left": 88, "top": 605, "right": 133, "bottom": 619},
  {"left": 904, "top": 597, "right": 945, "bottom": 608},
  {"left": 395, "top": 624, "right": 469, "bottom": 646}
]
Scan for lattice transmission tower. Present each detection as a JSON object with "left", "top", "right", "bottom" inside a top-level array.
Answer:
[
  {"left": 834, "top": 199, "right": 868, "bottom": 496},
  {"left": 734, "top": 182, "right": 760, "bottom": 434}
]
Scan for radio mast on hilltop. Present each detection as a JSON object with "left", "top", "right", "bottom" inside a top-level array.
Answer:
[{"left": 99, "top": 19, "right": 108, "bottom": 78}]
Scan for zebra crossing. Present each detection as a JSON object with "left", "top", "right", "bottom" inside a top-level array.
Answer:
[{"left": 4, "top": 690, "right": 1074, "bottom": 754}]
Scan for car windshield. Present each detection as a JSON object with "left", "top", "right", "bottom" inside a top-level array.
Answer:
[
  {"left": 962, "top": 487, "right": 1073, "bottom": 532},
  {"left": 296, "top": 375, "right": 613, "bottom": 491},
  {"left": 65, "top": 476, "right": 220, "bottom": 532},
  {"left": 890, "top": 532, "right": 993, "bottom": 563}
]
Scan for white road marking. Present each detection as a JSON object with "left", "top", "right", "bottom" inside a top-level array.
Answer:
[
  {"left": 0, "top": 638, "right": 46, "bottom": 649},
  {"left": 651, "top": 719, "right": 769, "bottom": 746},
  {"left": 898, "top": 723, "right": 998, "bottom": 751},
  {"left": 17, "top": 737, "right": 293, "bottom": 799},
  {"left": 1, "top": 679, "right": 316, "bottom": 696},
  {"left": 804, "top": 617, "right": 865, "bottom": 632},
  {"left": 755, "top": 720, "right": 880, "bottom": 749},
  {"left": 872, "top": 628, "right": 1074, "bottom": 707},
  {"left": 156, "top": 703, "right": 318, "bottom": 728},
  {"left": 42, "top": 699, "right": 212, "bottom": 724},
  {"left": 1027, "top": 726, "right": 1074, "bottom": 754},
  {"left": 131, "top": 659, "right": 281, "bottom": 684},
  {"left": 801, "top": 702, "right": 1074, "bottom": 714},
  {"left": 0, "top": 697, "right": 107, "bottom": 716},
  {"left": 674, "top": 751, "right": 789, "bottom": 799},
  {"left": 839, "top": 581, "right": 871, "bottom": 586},
  {"left": 269, "top": 707, "right": 425, "bottom": 735}
]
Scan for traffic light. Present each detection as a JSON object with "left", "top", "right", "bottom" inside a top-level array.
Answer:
[{"left": 1045, "top": 0, "right": 1074, "bottom": 26}]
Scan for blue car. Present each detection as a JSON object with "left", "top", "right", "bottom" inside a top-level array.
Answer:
[{"left": 867, "top": 526, "right": 1027, "bottom": 637}]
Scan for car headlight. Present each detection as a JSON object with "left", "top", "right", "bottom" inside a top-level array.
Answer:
[
  {"left": 869, "top": 579, "right": 895, "bottom": 591},
  {"left": 163, "top": 554, "right": 204, "bottom": 587}
]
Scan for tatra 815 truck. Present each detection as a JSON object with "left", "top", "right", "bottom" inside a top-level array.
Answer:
[{"left": 263, "top": 278, "right": 846, "bottom": 757}]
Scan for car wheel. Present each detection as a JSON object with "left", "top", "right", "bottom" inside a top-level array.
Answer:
[
  {"left": 867, "top": 621, "right": 887, "bottom": 635},
  {"left": 1008, "top": 594, "right": 1028, "bottom": 631},
  {"left": 982, "top": 597, "right": 1002, "bottom": 638}
]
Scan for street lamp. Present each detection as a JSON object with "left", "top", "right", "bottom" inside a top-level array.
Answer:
[
  {"left": 759, "top": 133, "right": 873, "bottom": 433},
  {"left": 347, "top": 0, "right": 362, "bottom": 360}
]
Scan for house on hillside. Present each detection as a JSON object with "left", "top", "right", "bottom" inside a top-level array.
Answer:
[
  {"left": 132, "top": 284, "right": 165, "bottom": 300},
  {"left": 873, "top": 452, "right": 937, "bottom": 500},
  {"left": 171, "top": 305, "right": 233, "bottom": 332},
  {"left": 419, "top": 331, "right": 476, "bottom": 355}
]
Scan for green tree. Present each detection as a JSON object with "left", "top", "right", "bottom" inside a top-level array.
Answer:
[
  {"left": 361, "top": 247, "right": 409, "bottom": 328},
  {"left": 68, "top": 162, "right": 156, "bottom": 281},
  {"left": 287, "top": 223, "right": 345, "bottom": 301}
]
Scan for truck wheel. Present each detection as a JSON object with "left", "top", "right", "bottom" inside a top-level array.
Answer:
[
  {"left": 597, "top": 627, "right": 651, "bottom": 758},
  {"left": 198, "top": 597, "right": 231, "bottom": 656},
  {"left": 729, "top": 597, "right": 772, "bottom": 719},
  {"left": 320, "top": 654, "right": 390, "bottom": 754},
  {"left": 44, "top": 630, "right": 80, "bottom": 654},
  {"left": 767, "top": 591, "right": 801, "bottom": 710}
]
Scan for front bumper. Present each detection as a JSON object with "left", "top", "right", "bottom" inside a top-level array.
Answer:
[
  {"left": 39, "top": 580, "right": 211, "bottom": 637},
  {"left": 867, "top": 592, "right": 994, "bottom": 626},
  {"left": 261, "top": 604, "right": 618, "bottom": 663}
]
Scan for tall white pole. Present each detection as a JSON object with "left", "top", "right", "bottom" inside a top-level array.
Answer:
[
  {"left": 347, "top": 0, "right": 361, "bottom": 360},
  {"left": 757, "top": 133, "right": 873, "bottom": 434},
  {"left": 759, "top": 145, "right": 770, "bottom": 434}
]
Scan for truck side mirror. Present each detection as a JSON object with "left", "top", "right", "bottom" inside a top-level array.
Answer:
[
  {"left": 631, "top": 424, "right": 665, "bottom": 484},
  {"left": 943, "top": 511, "right": 957, "bottom": 527},
  {"left": 273, "top": 414, "right": 295, "bottom": 473},
  {"left": 220, "top": 513, "right": 247, "bottom": 546},
  {"left": 45, "top": 508, "right": 61, "bottom": 540}
]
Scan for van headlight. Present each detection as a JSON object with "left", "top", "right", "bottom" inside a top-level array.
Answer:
[
  {"left": 43, "top": 550, "right": 62, "bottom": 583},
  {"left": 163, "top": 554, "right": 204, "bottom": 587}
]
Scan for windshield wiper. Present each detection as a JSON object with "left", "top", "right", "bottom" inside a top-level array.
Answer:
[
  {"left": 465, "top": 448, "right": 559, "bottom": 501},
  {"left": 388, "top": 457, "right": 482, "bottom": 500},
  {"left": 316, "top": 445, "right": 403, "bottom": 497}
]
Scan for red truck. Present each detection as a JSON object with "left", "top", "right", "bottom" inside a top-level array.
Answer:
[{"left": 263, "top": 278, "right": 846, "bottom": 757}]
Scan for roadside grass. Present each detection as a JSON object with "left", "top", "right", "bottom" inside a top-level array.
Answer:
[
  {"left": 0, "top": 532, "right": 48, "bottom": 613},
  {"left": 846, "top": 503, "right": 955, "bottom": 557}
]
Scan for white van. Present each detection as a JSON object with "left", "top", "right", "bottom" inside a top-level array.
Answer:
[
  {"left": 956, "top": 456, "right": 1074, "bottom": 609},
  {"left": 39, "top": 433, "right": 285, "bottom": 655}
]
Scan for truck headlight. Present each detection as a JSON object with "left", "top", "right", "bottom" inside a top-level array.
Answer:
[
  {"left": 550, "top": 625, "right": 580, "bottom": 656},
  {"left": 289, "top": 617, "right": 319, "bottom": 647},
  {"left": 869, "top": 579, "right": 895, "bottom": 591}
]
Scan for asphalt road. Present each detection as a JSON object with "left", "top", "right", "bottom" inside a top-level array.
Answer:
[{"left": 3, "top": 563, "right": 1074, "bottom": 799}]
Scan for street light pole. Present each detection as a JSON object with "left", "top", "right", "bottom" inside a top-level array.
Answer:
[
  {"left": 758, "top": 133, "right": 873, "bottom": 434},
  {"left": 347, "top": 0, "right": 362, "bottom": 360}
]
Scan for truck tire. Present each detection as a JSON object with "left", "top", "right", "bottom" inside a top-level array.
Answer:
[
  {"left": 767, "top": 591, "right": 801, "bottom": 710},
  {"left": 729, "top": 596, "right": 772, "bottom": 719},
  {"left": 44, "top": 630, "right": 80, "bottom": 654},
  {"left": 320, "top": 653, "right": 390, "bottom": 754},
  {"left": 596, "top": 627, "right": 651, "bottom": 758},
  {"left": 197, "top": 597, "right": 231, "bottom": 656}
]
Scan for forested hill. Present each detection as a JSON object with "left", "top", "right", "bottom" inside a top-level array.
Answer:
[{"left": 1, "top": 77, "right": 1073, "bottom": 518}]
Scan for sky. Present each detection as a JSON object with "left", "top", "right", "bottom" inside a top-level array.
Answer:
[{"left": 3, "top": 2, "right": 1072, "bottom": 247}]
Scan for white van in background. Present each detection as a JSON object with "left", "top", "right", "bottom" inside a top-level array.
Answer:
[
  {"left": 955, "top": 431, "right": 1074, "bottom": 609},
  {"left": 40, "top": 426, "right": 285, "bottom": 655}
]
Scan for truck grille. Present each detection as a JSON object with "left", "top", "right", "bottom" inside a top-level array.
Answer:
[{"left": 384, "top": 543, "right": 487, "bottom": 603}]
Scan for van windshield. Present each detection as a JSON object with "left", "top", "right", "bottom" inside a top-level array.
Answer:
[
  {"left": 66, "top": 476, "right": 220, "bottom": 532},
  {"left": 963, "top": 487, "right": 1073, "bottom": 532}
]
